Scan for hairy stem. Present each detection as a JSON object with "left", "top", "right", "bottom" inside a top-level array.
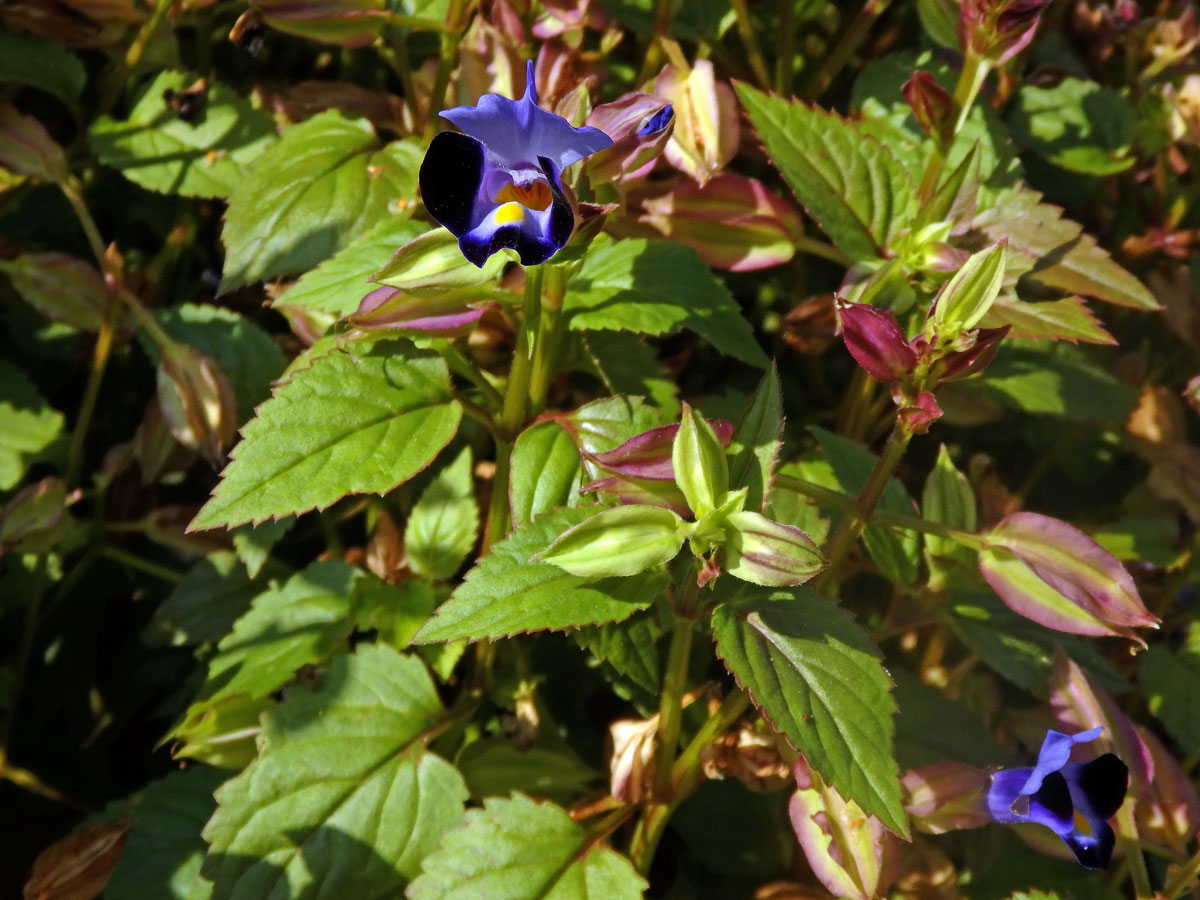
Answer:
[{"left": 652, "top": 616, "right": 695, "bottom": 797}]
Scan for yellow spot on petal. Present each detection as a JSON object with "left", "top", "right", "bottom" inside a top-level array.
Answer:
[{"left": 494, "top": 202, "right": 527, "bottom": 225}]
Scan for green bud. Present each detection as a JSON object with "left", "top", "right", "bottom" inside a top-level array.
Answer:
[
  {"left": 926, "top": 239, "right": 1008, "bottom": 340},
  {"left": 537, "top": 505, "right": 688, "bottom": 578},
  {"left": 673, "top": 404, "right": 730, "bottom": 517},
  {"left": 723, "top": 511, "right": 825, "bottom": 586}
]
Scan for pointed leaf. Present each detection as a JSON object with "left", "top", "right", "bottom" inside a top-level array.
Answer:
[
  {"left": 979, "top": 511, "right": 1158, "bottom": 645},
  {"left": 191, "top": 341, "right": 461, "bottom": 530},
  {"left": 407, "top": 793, "right": 645, "bottom": 900},
  {"left": 0, "top": 252, "right": 110, "bottom": 331},
  {"left": 711, "top": 582, "right": 907, "bottom": 836},
  {"left": 1138, "top": 623, "right": 1200, "bottom": 754},
  {"left": 90, "top": 71, "right": 276, "bottom": 198},
  {"left": 270, "top": 217, "right": 428, "bottom": 327},
  {"left": 510, "top": 421, "right": 583, "bottom": 527},
  {"left": 220, "top": 111, "right": 421, "bottom": 292},
  {"left": 0, "top": 360, "right": 64, "bottom": 491},
  {"left": 564, "top": 236, "right": 767, "bottom": 366},
  {"left": 369, "top": 227, "right": 507, "bottom": 292},
  {"left": 415, "top": 505, "right": 666, "bottom": 642},
  {"left": 203, "top": 645, "right": 468, "bottom": 900},
  {"left": 575, "top": 614, "right": 661, "bottom": 698},
  {"left": 975, "top": 186, "right": 1157, "bottom": 310},
  {"left": 736, "top": 84, "right": 917, "bottom": 260},
  {"left": 727, "top": 364, "right": 783, "bottom": 511},
  {"left": 405, "top": 446, "right": 478, "bottom": 579}
]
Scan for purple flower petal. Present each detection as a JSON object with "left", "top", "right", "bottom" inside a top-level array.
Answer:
[
  {"left": 1020, "top": 727, "right": 1102, "bottom": 796},
  {"left": 440, "top": 61, "right": 612, "bottom": 173}
]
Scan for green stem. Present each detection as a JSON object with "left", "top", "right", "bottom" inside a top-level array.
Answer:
[
  {"left": 101, "top": 546, "right": 184, "bottom": 583},
  {"left": 652, "top": 616, "right": 695, "bottom": 797},
  {"left": 816, "top": 421, "right": 911, "bottom": 593},
  {"left": 1116, "top": 806, "right": 1154, "bottom": 900},
  {"left": 64, "top": 295, "right": 119, "bottom": 488},
  {"left": 97, "top": 0, "right": 175, "bottom": 117},
  {"left": 437, "top": 339, "right": 504, "bottom": 412},
  {"left": 0, "top": 555, "right": 47, "bottom": 778},
  {"left": 729, "top": 0, "right": 772, "bottom": 89},
  {"left": 423, "top": 0, "right": 466, "bottom": 141},
  {"left": 951, "top": 51, "right": 990, "bottom": 136},
  {"left": 1162, "top": 842, "right": 1200, "bottom": 900},
  {"left": 59, "top": 179, "right": 107, "bottom": 268},
  {"left": 527, "top": 266, "right": 564, "bottom": 415},
  {"left": 775, "top": 0, "right": 796, "bottom": 95},
  {"left": 802, "top": 0, "right": 894, "bottom": 102}
]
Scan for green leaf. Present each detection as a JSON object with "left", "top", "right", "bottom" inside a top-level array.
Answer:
[
  {"left": 0, "top": 32, "right": 85, "bottom": 110},
  {"left": 0, "top": 360, "right": 64, "bottom": 490},
  {"left": 415, "top": 505, "right": 665, "bottom": 642},
  {"left": 563, "top": 395, "right": 664, "bottom": 456},
  {"left": 91, "top": 72, "right": 276, "bottom": 198},
  {"left": 564, "top": 236, "right": 766, "bottom": 366},
  {"left": 579, "top": 332, "right": 680, "bottom": 418},
  {"left": 141, "top": 303, "right": 286, "bottom": 424},
  {"left": 193, "top": 560, "right": 362, "bottom": 705},
  {"left": 574, "top": 614, "right": 661, "bottom": 698},
  {"left": 456, "top": 738, "right": 598, "bottom": 802},
  {"left": 1008, "top": 78, "right": 1135, "bottom": 176},
  {"left": 943, "top": 590, "right": 1127, "bottom": 695},
  {"left": 270, "top": 217, "right": 429, "bottom": 330},
  {"left": 921, "top": 444, "right": 976, "bottom": 566},
  {"left": 231, "top": 518, "right": 295, "bottom": 579},
  {"left": 539, "top": 505, "right": 687, "bottom": 577},
  {"left": 406, "top": 446, "right": 478, "bottom": 579},
  {"left": 736, "top": 83, "right": 917, "bottom": 261},
  {"left": 219, "top": 111, "right": 421, "bottom": 292},
  {"left": 1139, "top": 623, "right": 1200, "bottom": 753},
  {"left": 191, "top": 341, "right": 461, "bottom": 530},
  {"left": 145, "top": 551, "right": 268, "bottom": 647},
  {"left": 976, "top": 186, "right": 1157, "bottom": 310},
  {"left": 408, "top": 793, "right": 645, "bottom": 900},
  {"left": 203, "top": 644, "right": 467, "bottom": 900},
  {"left": 103, "top": 767, "right": 227, "bottom": 900},
  {"left": 510, "top": 421, "right": 583, "bottom": 527},
  {"left": 892, "top": 670, "right": 1009, "bottom": 769},
  {"left": 711, "top": 582, "right": 907, "bottom": 836},
  {"left": 974, "top": 340, "right": 1139, "bottom": 422},
  {"left": 727, "top": 364, "right": 782, "bottom": 511},
  {"left": 808, "top": 427, "right": 920, "bottom": 587},
  {"left": 982, "top": 296, "right": 1116, "bottom": 345}
]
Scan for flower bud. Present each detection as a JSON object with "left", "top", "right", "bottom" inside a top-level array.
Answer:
[
  {"left": 0, "top": 101, "right": 67, "bottom": 183},
  {"left": 157, "top": 343, "right": 238, "bottom": 468},
  {"left": 933, "top": 324, "right": 1010, "bottom": 381},
  {"left": 722, "top": 511, "right": 825, "bottom": 587},
  {"left": 959, "top": 0, "right": 1048, "bottom": 65},
  {"left": 348, "top": 285, "right": 492, "bottom": 335},
  {"left": 836, "top": 300, "right": 918, "bottom": 384},
  {"left": 537, "top": 504, "right": 688, "bottom": 577},
  {"left": 673, "top": 404, "right": 730, "bottom": 517},
  {"left": 626, "top": 175, "right": 803, "bottom": 272},
  {"left": 588, "top": 418, "right": 733, "bottom": 481},
  {"left": 23, "top": 818, "right": 133, "bottom": 900},
  {"left": 584, "top": 92, "right": 674, "bottom": 185},
  {"left": 926, "top": 240, "right": 1008, "bottom": 342},
  {"left": 609, "top": 715, "right": 658, "bottom": 804},
  {"left": 896, "top": 391, "right": 944, "bottom": 435},
  {"left": 580, "top": 473, "right": 692, "bottom": 518},
  {"left": 655, "top": 60, "right": 739, "bottom": 185},
  {"left": 902, "top": 72, "right": 955, "bottom": 149},
  {"left": 903, "top": 761, "right": 992, "bottom": 834}
]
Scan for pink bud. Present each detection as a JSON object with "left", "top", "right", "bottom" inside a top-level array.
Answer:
[
  {"left": 624, "top": 175, "right": 804, "bottom": 272},
  {"left": 933, "top": 324, "right": 1010, "bottom": 381},
  {"left": 655, "top": 60, "right": 739, "bottom": 185},
  {"left": 897, "top": 391, "right": 944, "bottom": 435},
  {"left": 588, "top": 419, "right": 734, "bottom": 480},
  {"left": 348, "top": 286, "right": 492, "bottom": 335},
  {"left": 585, "top": 92, "right": 675, "bottom": 185},
  {"left": 836, "top": 300, "right": 918, "bottom": 383},
  {"left": 902, "top": 72, "right": 954, "bottom": 148},
  {"left": 959, "top": 0, "right": 1048, "bottom": 65}
]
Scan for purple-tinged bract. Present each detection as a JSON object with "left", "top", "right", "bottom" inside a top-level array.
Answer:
[
  {"left": 419, "top": 60, "right": 612, "bottom": 267},
  {"left": 987, "top": 727, "right": 1128, "bottom": 870}
]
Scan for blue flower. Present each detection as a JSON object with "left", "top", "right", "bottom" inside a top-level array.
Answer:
[
  {"left": 419, "top": 61, "right": 613, "bottom": 268},
  {"left": 637, "top": 104, "right": 674, "bottom": 136},
  {"left": 987, "top": 727, "right": 1128, "bottom": 870}
]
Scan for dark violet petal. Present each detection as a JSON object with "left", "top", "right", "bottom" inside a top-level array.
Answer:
[
  {"left": 1063, "top": 754, "right": 1128, "bottom": 822},
  {"left": 419, "top": 131, "right": 486, "bottom": 238},
  {"left": 638, "top": 104, "right": 674, "bottom": 136},
  {"left": 540, "top": 156, "right": 574, "bottom": 252},
  {"left": 440, "top": 60, "right": 612, "bottom": 172},
  {"left": 1020, "top": 727, "right": 1102, "bottom": 795},
  {"left": 1061, "top": 820, "right": 1116, "bottom": 870},
  {"left": 1025, "top": 770, "right": 1075, "bottom": 835}
]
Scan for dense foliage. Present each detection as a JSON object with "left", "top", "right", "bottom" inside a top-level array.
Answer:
[{"left": 2, "top": 1, "right": 1199, "bottom": 899}]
